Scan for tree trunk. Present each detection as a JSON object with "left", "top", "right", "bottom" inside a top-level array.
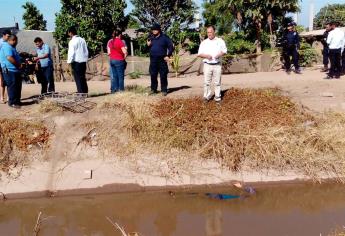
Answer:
[{"left": 256, "top": 22, "right": 262, "bottom": 72}]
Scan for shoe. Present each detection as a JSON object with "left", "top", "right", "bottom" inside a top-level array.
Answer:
[
  {"left": 321, "top": 67, "right": 329, "bottom": 72},
  {"left": 294, "top": 69, "right": 302, "bottom": 74},
  {"left": 149, "top": 90, "right": 158, "bottom": 95},
  {"left": 162, "top": 91, "right": 168, "bottom": 96},
  {"left": 203, "top": 97, "right": 211, "bottom": 103},
  {"left": 9, "top": 104, "right": 21, "bottom": 109},
  {"left": 285, "top": 69, "right": 291, "bottom": 74},
  {"left": 324, "top": 76, "right": 333, "bottom": 80},
  {"left": 335, "top": 75, "right": 340, "bottom": 79},
  {"left": 214, "top": 97, "right": 222, "bottom": 102}
]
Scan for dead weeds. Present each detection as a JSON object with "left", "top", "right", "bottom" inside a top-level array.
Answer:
[
  {"left": 38, "top": 100, "right": 63, "bottom": 113},
  {"left": 113, "top": 88, "right": 345, "bottom": 180},
  {"left": 0, "top": 119, "right": 50, "bottom": 172},
  {"left": 329, "top": 227, "right": 345, "bottom": 236}
]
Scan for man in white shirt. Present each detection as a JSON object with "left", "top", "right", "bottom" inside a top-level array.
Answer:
[
  {"left": 198, "top": 25, "right": 227, "bottom": 102},
  {"left": 326, "top": 21, "right": 344, "bottom": 79},
  {"left": 67, "top": 26, "right": 89, "bottom": 93}
]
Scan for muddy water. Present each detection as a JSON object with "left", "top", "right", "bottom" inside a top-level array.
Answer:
[{"left": 1, "top": 183, "right": 345, "bottom": 236}]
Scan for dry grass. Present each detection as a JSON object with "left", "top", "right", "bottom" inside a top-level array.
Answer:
[
  {"left": 98, "top": 88, "right": 345, "bottom": 180},
  {"left": 329, "top": 227, "right": 345, "bottom": 236},
  {"left": 48, "top": 88, "right": 345, "bottom": 181},
  {"left": 38, "top": 100, "right": 63, "bottom": 113},
  {"left": 0, "top": 119, "right": 49, "bottom": 172},
  {"left": 83, "top": 92, "right": 154, "bottom": 158},
  {"left": 125, "top": 84, "right": 151, "bottom": 94}
]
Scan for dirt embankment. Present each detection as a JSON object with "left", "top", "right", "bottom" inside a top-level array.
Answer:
[
  {"left": 0, "top": 119, "right": 49, "bottom": 175},
  {"left": 0, "top": 86, "right": 345, "bottom": 184},
  {"left": 2, "top": 86, "right": 345, "bottom": 197}
]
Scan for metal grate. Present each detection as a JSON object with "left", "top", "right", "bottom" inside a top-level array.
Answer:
[{"left": 34, "top": 92, "right": 96, "bottom": 113}]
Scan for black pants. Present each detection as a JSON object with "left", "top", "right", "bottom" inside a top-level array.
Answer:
[
  {"left": 149, "top": 56, "right": 169, "bottom": 93},
  {"left": 72, "top": 62, "right": 88, "bottom": 93},
  {"left": 342, "top": 50, "right": 345, "bottom": 74},
  {"left": 37, "top": 65, "right": 55, "bottom": 94},
  {"left": 329, "top": 48, "right": 342, "bottom": 77},
  {"left": 283, "top": 46, "right": 299, "bottom": 70},
  {"left": 322, "top": 46, "right": 329, "bottom": 67}
]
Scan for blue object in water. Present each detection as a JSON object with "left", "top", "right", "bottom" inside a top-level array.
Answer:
[
  {"left": 244, "top": 186, "right": 256, "bottom": 195},
  {"left": 206, "top": 193, "right": 241, "bottom": 200}
]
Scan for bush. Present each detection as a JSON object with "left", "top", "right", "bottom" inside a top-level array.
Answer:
[
  {"left": 223, "top": 32, "right": 256, "bottom": 55},
  {"left": 299, "top": 41, "right": 318, "bottom": 67},
  {"left": 183, "top": 31, "right": 200, "bottom": 54},
  {"left": 128, "top": 71, "right": 142, "bottom": 79},
  {"left": 134, "top": 34, "right": 150, "bottom": 57}
]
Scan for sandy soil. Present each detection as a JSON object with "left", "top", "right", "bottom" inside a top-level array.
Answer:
[
  {"left": 1, "top": 68, "right": 345, "bottom": 114},
  {"left": 1, "top": 68, "right": 344, "bottom": 199}
]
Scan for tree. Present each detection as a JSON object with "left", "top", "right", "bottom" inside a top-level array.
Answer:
[
  {"left": 127, "top": 15, "right": 140, "bottom": 29},
  {"left": 314, "top": 4, "right": 345, "bottom": 30},
  {"left": 22, "top": 2, "right": 47, "bottom": 31},
  {"left": 130, "top": 0, "right": 197, "bottom": 32},
  {"left": 203, "top": 1, "right": 234, "bottom": 35},
  {"left": 54, "top": 0, "right": 127, "bottom": 57},
  {"left": 203, "top": 0, "right": 299, "bottom": 52}
]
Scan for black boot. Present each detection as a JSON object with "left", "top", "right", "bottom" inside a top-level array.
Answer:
[{"left": 321, "top": 65, "right": 329, "bottom": 72}]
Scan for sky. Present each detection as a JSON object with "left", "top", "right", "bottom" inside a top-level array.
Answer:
[{"left": 0, "top": 0, "right": 343, "bottom": 31}]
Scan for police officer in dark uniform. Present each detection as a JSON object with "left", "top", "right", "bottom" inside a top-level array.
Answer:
[
  {"left": 147, "top": 23, "right": 174, "bottom": 96},
  {"left": 321, "top": 23, "right": 332, "bottom": 72},
  {"left": 283, "top": 22, "right": 301, "bottom": 74}
]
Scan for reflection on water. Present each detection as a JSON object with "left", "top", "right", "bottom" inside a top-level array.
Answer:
[{"left": 1, "top": 183, "right": 345, "bottom": 236}]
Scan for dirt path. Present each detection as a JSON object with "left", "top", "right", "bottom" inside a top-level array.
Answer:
[{"left": 0, "top": 69, "right": 343, "bottom": 114}]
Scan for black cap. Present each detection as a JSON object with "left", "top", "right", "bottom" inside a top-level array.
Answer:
[
  {"left": 151, "top": 23, "right": 161, "bottom": 31},
  {"left": 287, "top": 22, "right": 296, "bottom": 27},
  {"left": 2, "top": 30, "right": 11, "bottom": 36}
]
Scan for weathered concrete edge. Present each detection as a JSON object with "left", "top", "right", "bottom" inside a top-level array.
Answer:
[{"left": 2, "top": 177, "right": 337, "bottom": 201}]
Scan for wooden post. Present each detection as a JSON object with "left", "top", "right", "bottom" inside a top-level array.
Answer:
[
  {"left": 130, "top": 40, "right": 134, "bottom": 56},
  {"left": 52, "top": 46, "right": 59, "bottom": 81}
]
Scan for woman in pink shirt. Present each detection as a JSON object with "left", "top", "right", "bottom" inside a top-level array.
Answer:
[{"left": 107, "top": 29, "right": 127, "bottom": 93}]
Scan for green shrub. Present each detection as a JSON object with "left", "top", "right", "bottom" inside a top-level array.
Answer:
[
  {"left": 223, "top": 32, "right": 256, "bottom": 55},
  {"left": 134, "top": 34, "right": 150, "bottom": 57},
  {"left": 128, "top": 71, "right": 142, "bottom": 79},
  {"left": 299, "top": 41, "right": 318, "bottom": 67}
]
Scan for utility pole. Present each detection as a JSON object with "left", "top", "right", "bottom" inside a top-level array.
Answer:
[
  {"left": 293, "top": 1, "right": 299, "bottom": 24},
  {"left": 309, "top": 0, "right": 315, "bottom": 31},
  {"left": 293, "top": 12, "right": 299, "bottom": 25}
]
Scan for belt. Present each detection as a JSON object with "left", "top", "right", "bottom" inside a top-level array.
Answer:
[{"left": 204, "top": 62, "right": 220, "bottom": 65}]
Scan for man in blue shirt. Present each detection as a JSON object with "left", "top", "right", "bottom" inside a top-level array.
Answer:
[
  {"left": 147, "top": 23, "right": 174, "bottom": 96},
  {"left": 0, "top": 34, "right": 22, "bottom": 108},
  {"left": 0, "top": 30, "right": 11, "bottom": 103},
  {"left": 33, "top": 37, "right": 55, "bottom": 94}
]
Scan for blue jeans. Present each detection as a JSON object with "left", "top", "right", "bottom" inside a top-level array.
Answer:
[
  {"left": 2, "top": 70, "right": 21, "bottom": 106},
  {"left": 38, "top": 65, "right": 55, "bottom": 94},
  {"left": 110, "top": 59, "right": 125, "bottom": 93}
]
